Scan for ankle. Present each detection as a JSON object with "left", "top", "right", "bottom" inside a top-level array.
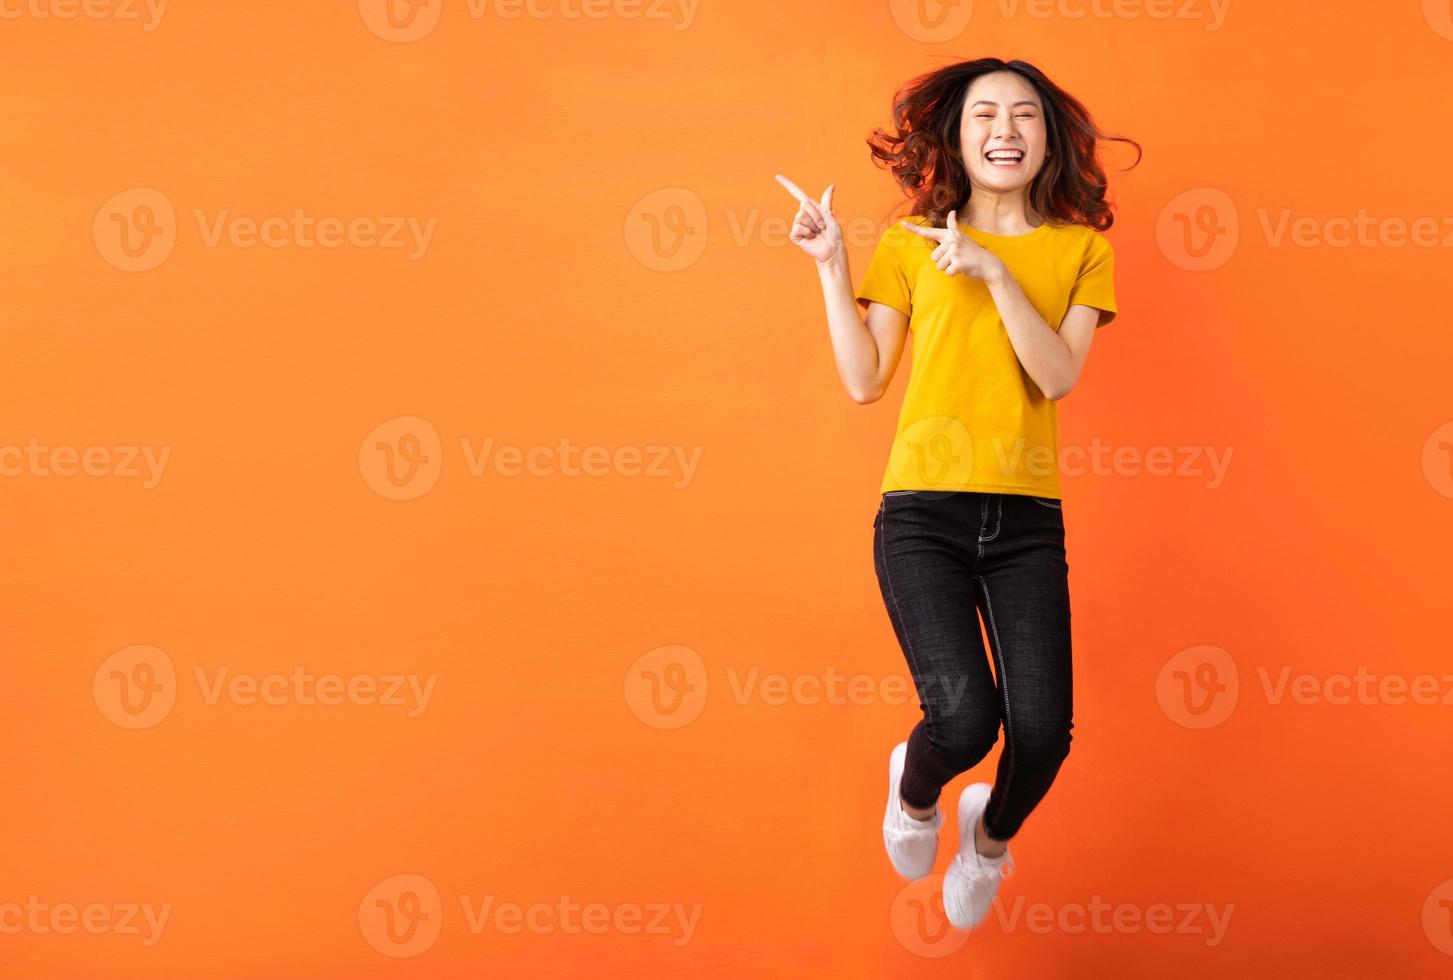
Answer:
[
  {"left": 974, "top": 817, "right": 1008, "bottom": 857},
  {"left": 900, "top": 797, "right": 938, "bottom": 822}
]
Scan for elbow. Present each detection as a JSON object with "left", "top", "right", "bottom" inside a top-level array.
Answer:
[
  {"left": 849, "top": 384, "right": 883, "bottom": 405},
  {"left": 1042, "top": 373, "right": 1079, "bottom": 402}
]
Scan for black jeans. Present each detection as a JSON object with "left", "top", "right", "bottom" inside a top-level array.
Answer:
[{"left": 873, "top": 489, "right": 1074, "bottom": 841}]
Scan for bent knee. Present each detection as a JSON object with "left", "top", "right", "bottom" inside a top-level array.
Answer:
[
  {"left": 1010, "top": 724, "right": 1073, "bottom": 764},
  {"left": 925, "top": 717, "right": 1000, "bottom": 765}
]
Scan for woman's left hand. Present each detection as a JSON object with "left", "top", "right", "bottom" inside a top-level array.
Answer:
[{"left": 899, "top": 210, "right": 1005, "bottom": 282}]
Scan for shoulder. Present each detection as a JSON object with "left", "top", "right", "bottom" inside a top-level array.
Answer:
[
  {"left": 1047, "top": 220, "right": 1109, "bottom": 246},
  {"left": 877, "top": 214, "right": 932, "bottom": 250},
  {"left": 1044, "top": 221, "right": 1113, "bottom": 266}
]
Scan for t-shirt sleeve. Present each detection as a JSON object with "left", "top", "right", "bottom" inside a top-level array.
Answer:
[
  {"left": 855, "top": 224, "right": 912, "bottom": 317},
  {"left": 1068, "top": 231, "right": 1117, "bottom": 327}
]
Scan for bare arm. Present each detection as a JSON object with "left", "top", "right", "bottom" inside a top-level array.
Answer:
[
  {"left": 817, "top": 258, "right": 909, "bottom": 403},
  {"left": 776, "top": 174, "right": 909, "bottom": 404},
  {"left": 900, "top": 211, "right": 1102, "bottom": 401},
  {"left": 985, "top": 264, "right": 1102, "bottom": 400}
]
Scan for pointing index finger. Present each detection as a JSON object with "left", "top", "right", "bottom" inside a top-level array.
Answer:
[
  {"left": 774, "top": 174, "right": 811, "bottom": 207},
  {"left": 899, "top": 219, "right": 947, "bottom": 242}
]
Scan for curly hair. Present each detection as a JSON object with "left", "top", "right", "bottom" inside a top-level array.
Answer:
[{"left": 866, "top": 58, "right": 1141, "bottom": 231}]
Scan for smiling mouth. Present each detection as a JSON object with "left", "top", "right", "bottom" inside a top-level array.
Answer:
[{"left": 985, "top": 150, "right": 1025, "bottom": 168}]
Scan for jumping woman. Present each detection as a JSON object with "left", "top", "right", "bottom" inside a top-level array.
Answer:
[{"left": 776, "top": 58, "right": 1139, "bottom": 930}]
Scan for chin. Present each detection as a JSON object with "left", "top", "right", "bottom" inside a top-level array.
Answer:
[{"left": 976, "top": 172, "right": 1034, "bottom": 192}]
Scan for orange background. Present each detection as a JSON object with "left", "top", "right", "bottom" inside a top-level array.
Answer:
[{"left": 3, "top": 1, "right": 1453, "bottom": 976}]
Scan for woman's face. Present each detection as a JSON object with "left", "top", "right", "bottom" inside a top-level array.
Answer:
[{"left": 958, "top": 71, "right": 1048, "bottom": 195}]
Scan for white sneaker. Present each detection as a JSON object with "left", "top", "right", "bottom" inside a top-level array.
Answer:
[
  {"left": 882, "top": 742, "right": 942, "bottom": 880},
  {"left": 943, "top": 782, "right": 1015, "bottom": 930}
]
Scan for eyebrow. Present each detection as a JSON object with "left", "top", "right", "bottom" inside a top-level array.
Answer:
[{"left": 969, "top": 100, "right": 1039, "bottom": 109}]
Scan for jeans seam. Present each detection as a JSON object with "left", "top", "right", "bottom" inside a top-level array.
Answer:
[
  {"left": 978, "top": 494, "right": 1003, "bottom": 542},
  {"left": 975, "top": 496, "right": 985, "bottom": 567},
  {"left": 876, "top": 510, "right": 931, "bottom": 749},
  {"left": 976, "top": 575, "right": 1014, "bottom": 838}
]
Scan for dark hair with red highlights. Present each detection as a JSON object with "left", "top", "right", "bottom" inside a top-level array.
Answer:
[{"left": 866, "top": 58, "right": 1141, "bottom": 231}]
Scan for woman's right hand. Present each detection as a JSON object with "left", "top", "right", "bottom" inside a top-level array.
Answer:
[{"left": 774, "top": 174, "right": 842, "bottom": 266}]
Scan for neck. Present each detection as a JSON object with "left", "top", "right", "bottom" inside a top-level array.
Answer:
[{"left": 962, "top": 188, "right": 1041, "bottom": 234}]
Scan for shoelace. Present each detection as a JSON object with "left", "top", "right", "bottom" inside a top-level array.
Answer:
[{"left": 969, "top": 849, "right": 1014, "bottom": 880}]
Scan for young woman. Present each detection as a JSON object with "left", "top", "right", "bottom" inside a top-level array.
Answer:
[{"left": 776, "top": 58, "right": 1139, "bottom": 931}]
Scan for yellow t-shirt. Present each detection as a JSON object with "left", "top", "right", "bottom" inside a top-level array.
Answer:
[{"left": 856, "top": 215, "right": 1118, "bottom": 499}]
